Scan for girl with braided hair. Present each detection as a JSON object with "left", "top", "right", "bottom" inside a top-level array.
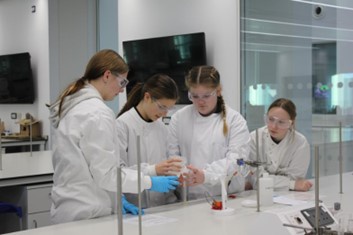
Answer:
[{"left": 167, "top": 65, "right": 251, "bottom": 200}]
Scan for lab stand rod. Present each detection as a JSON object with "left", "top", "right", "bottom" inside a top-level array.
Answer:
[
  {"left": 183, "top": 156, "right": 188, "bottom": 204},
  {"left": 30, "top": 122, "right": 33, "bottom": 156},
  {"left": 137, "top": 135, "right": 142, "bottom": 235},
  {"left": 117, "top": 167, "right": 123, "bottom": 235},
  {"left": 339, "top": 122, "right": 343, "bottom": 194},
  {"left": 183, "top": 181, "right": 187, "bottom": 203},
  {"left": 314, "top": 145, "right": 320, "bottom": 235},
  {"left": 0, "top": 118, "right": 2, "bottom": 170},
  {"left": 255, "top": 129, "right": 260, "bottom": 212}
]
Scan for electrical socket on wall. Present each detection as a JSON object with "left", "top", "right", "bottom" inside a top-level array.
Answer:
[{"left": 10, "top": 112, "right": 17, "bottom": 120}]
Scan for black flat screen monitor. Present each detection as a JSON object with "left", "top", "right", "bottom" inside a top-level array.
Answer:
[
  {"left": 123, "top": 32, "right": 207, "bottom": 104},
  {"left": 0, "top": 52, "right": 35, "bottom": 104}
]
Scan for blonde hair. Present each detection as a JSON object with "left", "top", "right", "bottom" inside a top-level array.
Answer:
[{"left": 185, "top": 65, "right": 228, "bottom": 136}]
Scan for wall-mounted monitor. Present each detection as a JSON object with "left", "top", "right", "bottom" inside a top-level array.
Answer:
[
  {"left": 0, "top": 52, "right": 35, "bottom": 104},
  {"left": 123, "top": 32, "right": 207, "bottom": 104}
]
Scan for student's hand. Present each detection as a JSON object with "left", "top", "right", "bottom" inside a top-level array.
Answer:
[
  {"left": 150, "top": 176, "right": 179, "bottom": 193},
  {"left": 244, "top": 181, "right": 253, "bottom": 191},
  {"left": 121, "top": 195, "right": 143, "bottom": 215},
  {"left": 155, "top": 157, "right": 182, "bottom": 176},
  {"left": 184, "top": 165, "right": 205, "bottom": 186},
  {"left": 294, "top": 179, "right": 313, "bottom": 191}
]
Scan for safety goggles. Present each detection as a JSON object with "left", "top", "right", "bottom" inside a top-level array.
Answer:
[
  {"left": 152, "top": 98, "right": 175, "bottom": 112},
  {"left": 188, "top": 89, "right": 217, "bottom": 102},
  {"left": 264, "top": 114, "right": 292, "bottom": 129},
  {"left": 113, "top": 73, "right": 129, "bottom": 88}
]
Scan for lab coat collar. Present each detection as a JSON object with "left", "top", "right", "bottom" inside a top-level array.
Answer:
[{"left": 48, "top": 84, "right": 102, "bottom": 128}]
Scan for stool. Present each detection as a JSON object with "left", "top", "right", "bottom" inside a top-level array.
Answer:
[{"left": 0, "top": 202, "right": 23, "bottom": 230}]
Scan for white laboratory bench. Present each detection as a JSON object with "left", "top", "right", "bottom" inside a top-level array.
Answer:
[
  {"left": 0, "top": 151, "right": 54, "bottom": 232},
  {"left": 0, "top": 151, "right": 53, "bottom": 187},
  {"left": 7, "top": 171, "right": 353, "bottom": 235}
]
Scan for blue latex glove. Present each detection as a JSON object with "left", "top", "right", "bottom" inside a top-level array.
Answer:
[
  {"left": 122, "top": 195, "right": 144, "bottom": 215},
  {"left": 150, "top": 176, "right": 180, "bottom": 193}
]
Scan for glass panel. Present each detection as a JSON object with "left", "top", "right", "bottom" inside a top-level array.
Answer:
[{"left": 241, "top": 0, "right": 353, "bottom": 178}]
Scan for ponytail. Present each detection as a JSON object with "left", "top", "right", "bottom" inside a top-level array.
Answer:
[
  {"left": 57, "top": 77, "right": 86, "bottom": 117},
  {"left": 117, "top": 83, "right": 144, "bottom": 117},
  {"left": 50, "top": 49, "right": 128, "bottom": 118},
  {"left": 218, "top": 96, "right": 228, "bottom": 136}
]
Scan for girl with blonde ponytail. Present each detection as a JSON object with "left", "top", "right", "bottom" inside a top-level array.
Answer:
[{"left": 167, "top": 65, "right": 251, "bottom": 200}]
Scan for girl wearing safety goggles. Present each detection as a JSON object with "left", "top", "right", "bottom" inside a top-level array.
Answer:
[
  {"left": 247, "top": 98, "right": 312, "bottom": 192},
  {"left": 167, "top": 65, "right": 251, "bottom": 200},
  {"left": 116, "top": 74, "right": 182, "bottom": 209}
]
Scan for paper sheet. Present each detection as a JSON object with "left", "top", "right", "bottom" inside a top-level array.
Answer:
[
  {"left": 124, "top": 214, "right": 178, "bottom": 227},
  {"left": 273, "top": 195, "right": 309, "bottom": 206}
]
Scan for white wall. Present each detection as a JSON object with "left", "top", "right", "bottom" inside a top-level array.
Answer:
[
  {"left": 0, "top": 0, "right": 97, "bottom": 143},
  {"left": 98, "top": 0, "right": 121, "bottom": 113},
  {"left": 118, "top": 0, "right": 241, "bottom": 111},
  {"left": 0, "top": 0, "right": 49, "bottom": 135},
  {"left": 47, "top": 0, "right": 97, "bottom": 147},
  {"left": 48, "top": 0, "right": 97, "bottom": 103}
]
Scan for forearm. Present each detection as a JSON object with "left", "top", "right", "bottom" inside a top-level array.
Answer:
[{"left": 121, "top": 168, "right": 152, "bottom": 193}]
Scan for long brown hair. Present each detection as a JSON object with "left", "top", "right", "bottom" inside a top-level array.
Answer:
[
  {"left": 118, "top": 73, "right": 179, "bottom": 117},
  {"left": 185, "top": 65, "right": 228, "bottom": 136},
  {"left": 54, "top": 49, "right": 128, "bottom": 117}
]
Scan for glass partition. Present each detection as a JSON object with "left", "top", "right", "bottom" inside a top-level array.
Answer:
[{"left": 240, "top": 0, "right": 353, "bottom": 177}]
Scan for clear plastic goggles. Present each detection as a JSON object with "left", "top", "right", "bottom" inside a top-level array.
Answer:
[
  {"left": 113, "top": 73, "right": 129, "bottom": 88},
  {"left": 264, "top": 114, "right": 292, "bottom": 129},
  {"left": 188, "top": 89, "right": 217, "bottom": 102},
  {"left": 152, "top": 98, "right": 175, "bottom": 112}
]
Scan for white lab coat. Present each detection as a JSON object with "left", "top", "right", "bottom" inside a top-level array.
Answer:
[
  {"left": 49, "top": 84, "right": 152, "bottom": 224},
  {"left": 168, "top": 105, "right": 251, "bottom": 200},
  {"left": 116, "top": 108, "right": 178, "bottom": 207},
  {"left": 248, "top": 126, "right": 310, "bottom": 190}
]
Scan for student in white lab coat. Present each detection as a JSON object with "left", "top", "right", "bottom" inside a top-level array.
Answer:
[
  {"left": 167, "top": 65, "right": 251, "bottom": 200},
  {"left": 116, "top": 73, "right": 183, "bottom": 208},
  {"left": 48, "top": 50, "right": 179, "bottom": 224},
  {"left": 247, "top": 98, "right": 312, "bottom": 191}
]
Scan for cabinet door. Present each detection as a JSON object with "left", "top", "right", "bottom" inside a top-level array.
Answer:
[
  {"left": 27, "top": 184, "right": 52, "bottom": 213},
  {"left": 27, "top": 212, "right": 52, "bottom": 229}
]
